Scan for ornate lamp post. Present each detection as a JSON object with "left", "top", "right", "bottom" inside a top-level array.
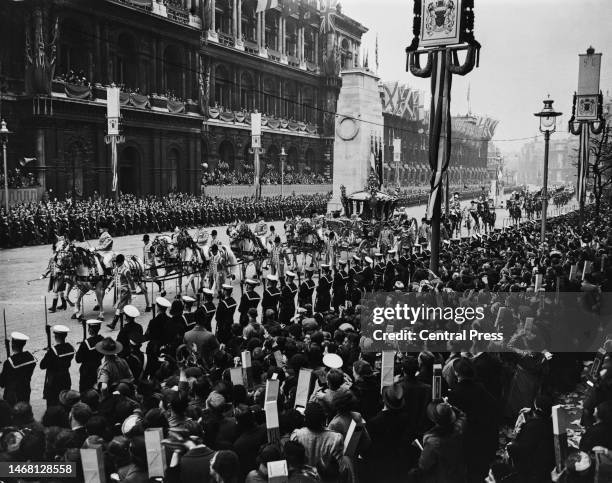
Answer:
[
  {"left": 534, "top": 98, "right": 562, "bottom": 242},
  {"left": 1, "top": 120, "right": 12, "bottom": 213},
  {"left": 568, "top": 47, "right": 606, "bottom": 221},
  {"left": 280, "top": 146, "right": 287, "bottom": 197},
  {"left": 406, "top": 0, "right": 481, "bottom": 274}
]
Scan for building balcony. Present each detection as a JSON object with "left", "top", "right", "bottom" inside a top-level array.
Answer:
[{"left": 106, "top": 0, "right": 195, "bottom": 28}]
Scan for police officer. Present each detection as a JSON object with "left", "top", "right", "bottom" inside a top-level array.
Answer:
[
  {"left": 41, "top": 325, "right": 75, "bottom": 408},
  {"left": 332, "top": 260, "right": 348, "bottom": 310},
  {"left": 215, "top": 284, "right": 237, "bottom": 344},
  {"left": 0, "top": 332, "right": 36, "bottom": 405},
  {"left": 315, "top": 264, "right": 332, "bottom": 313},
  {"left": 262, "top": 274, "right": 281, "bottom": 315},
  {"left": 75, "top": 320, "right": 104, "bottom": 392},
  {"left": 117, "top": 305, "right": 144, "bottom": 358},
  {"left": 298, "top": 267, "right": 316, "bottom": 308},
  {"left": 279, "top": 271, "right": 298, "bottom": 324},
  {"left": 238, "top": 279, "right": 261, "bottom": 326}
]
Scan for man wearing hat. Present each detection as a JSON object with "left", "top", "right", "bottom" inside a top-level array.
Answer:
[
  {"left": 107, "top": 254, "right": 136, "bottom": 331},
  {"left": 182, "top": 295, "right": 197, "bottom": 331},
  {"left": 0, "top": 332, "right": 36, "bottom": 405},
  {"left": 116, "top": 305, "right": 143, "bottom": 358},
  {"left": 144, "top": 297, "right": 171, "bottom": 376},
  {"left": 315, "top": 264, "right": 332, "bottom": 313},
  {"left": 195, "top": 289, "right": 216, "bottom": 332},
  {"left": 298, "top": 267, "right": 316, "bottom": 308},
  {"left": 125, "top": 332, "right": 146, "bottom": 380},
  {"left": 262, "top": 274, "right": 281, "bottom": 315},
  {"left": 254, "top": 213, "right": 268, "bottom": 248},
  {"left": 184, "top": 307, "right": 220, "bottom": 367},
  {"left": 215, "top": 284, "right": 236, "bottom": 344},
  {"left": 95, "top": 337, "right": 134, "bottom": 392},
  {"left": 348, "top": 255, "right": 362, "bottom": 291},
  {"left": 238, "top": 279, "right": 261, "bottom": 326},
  {"left": 40, "top": 325, "right": 75, "bottom": 407},
  {"left": 279, "top": 271, "right": 298, "bottom": 324},
  {"left": 332, "top": 260, "right": 349, "bottom": 311},
  {"left": 75, "top": 320, "right": 104, "bottom": 392}
]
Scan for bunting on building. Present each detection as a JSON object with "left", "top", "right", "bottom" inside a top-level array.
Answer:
[{"left": 381, "top": 82, "right": 424, "bottom": 121}]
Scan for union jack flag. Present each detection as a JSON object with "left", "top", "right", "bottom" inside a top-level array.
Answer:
[{"left": 320, "top": 0, "right": 337, "bottom": 34}]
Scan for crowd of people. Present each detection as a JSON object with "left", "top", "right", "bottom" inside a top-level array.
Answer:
[
  {"left": 0, "top": 197, "right": 611, "bottom": 482},
  {"left": 0, "top": 193, "right": 330, "bottom": 248},
  {"left": 0, "top": 167, "right": 40, "bottom": 189},
  {"left": 202, "top": 168, "right": 331, "bottom": 187}
]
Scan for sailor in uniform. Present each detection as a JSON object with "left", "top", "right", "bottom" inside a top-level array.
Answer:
[
  {"left": 298, "top": 267, "right": 316, "bottom": 308},
  {"left": 332, "top": 260, "right": 349, "bottom": 310},
  {"left": 75, "top": 320, "right": 104, "bottom": 392},
  {"left": 197, "top": 289, "right": 216, "bottom": 332},
  {"left": 373, "top": 253, "right": 385, "bottom": 290},
  {"left": 117, "top": 305, "right": 143, "bottom": 358},
  {"left": 40, "top": 325, "right": 75, "bottom": 408},
  {"left": 315, "top": 264, "right": 332, "bottom": 313},
  {"left": 182, "top": 295, "right": 197, "bottom": 332},
  {"left": 361, "top": 256, "right": 374, "bottom": 292},
  {"left": 215, "top": 284, "right": 237, "bottom": 344},
  {"left": 384, "top": 249, "right": 398, "bottom": 291},
  {"left": 144, "top": 297, "right": 171, "bottom": 377},
  {"left": 0, "top": 332, "right": 36, "bottom": 405},
  {"left": 279, "top": 271, "right": 298, "bottom": 324},
  {"left": 238, "top": 279, "right": 261, "bottom": 326},
  {"left": 262, "top": 274, "right": 281, "bottom": 315}
]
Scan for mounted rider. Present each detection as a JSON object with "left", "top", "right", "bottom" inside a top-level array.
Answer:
[
  {"left": 94, "top": 223, "right": 113, "bottom": 252},
  {"left": 254, "top": 213, "right": 268, "bottom": 247}
]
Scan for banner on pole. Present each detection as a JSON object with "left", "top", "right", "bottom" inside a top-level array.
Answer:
[
  {"left": 578, "top": 52, "right": 601, "bottom": 95},
  {"left": 576, "top": 95, "right": 599, "bottom": 121},
  {"left": 251, "top": 113, "right": 262, "bottom": 136},
  {"left": 420, "top": 0, "right": 463, "bottom": 49},
  {"left": 393, "top": 138, "right": 401, "bottom": 162},
  {"left": 107, "top": 87, "right": 120, "bottom": 135}
]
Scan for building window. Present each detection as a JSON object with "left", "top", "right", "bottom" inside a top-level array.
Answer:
[
  {"left": 214, "top": 65, "right": 231, "bottom": 109},
  {"left": 242, "top": 1, "right": 257, "bottom": 42},
  {"left": 240, "top": 72, "right": 254, "bottom": 110},
  {"left": 163, "top": 45, "right": 183, "bottom": 98},
  {"left": 116, "top": 32, "right": 138, "bottom": 89},
  {"left": 216, "top": 0, "right": 232, "bottom": 34}
]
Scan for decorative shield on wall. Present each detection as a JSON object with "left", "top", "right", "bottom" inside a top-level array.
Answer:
[
  {"left": 420, "top": 0, "right": 463, "bottom": 48},
  {"left": 575, "top": 95, "right": 599, "bottom": 121}
]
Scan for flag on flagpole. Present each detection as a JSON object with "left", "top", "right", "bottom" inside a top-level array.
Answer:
[
  {"left": 319, "top": 0, "right": 337, "bottom": 34},
  {"left": 19, "top": 157, "right": 37, "bottom": 167},
  {"left": 369, "top": 134, "right": 377, "bottom": 173},
  {"left": 376, "top": 136, "right": 383, "bottom": 187},
  {"left": 257, "top": 0, "right": 278, "bottom": 13},
  {"left": 375, "top": 34, "right": 379, "bottom": 73}
]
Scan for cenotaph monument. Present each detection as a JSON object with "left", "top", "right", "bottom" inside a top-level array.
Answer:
[{"left": 327, "top": 67, "right": 384, "bottom": 213}]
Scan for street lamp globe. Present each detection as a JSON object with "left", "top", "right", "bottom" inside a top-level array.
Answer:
[{"left": 534, "top": 98, "right": 562, "bottom": 133}]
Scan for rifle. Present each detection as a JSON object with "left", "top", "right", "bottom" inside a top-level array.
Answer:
[
  {"left": 44, "top": 296, "right": 51, "bottom": 349},
  {"left": 3, "top": 309, "right": 10, "bottom": 359}
]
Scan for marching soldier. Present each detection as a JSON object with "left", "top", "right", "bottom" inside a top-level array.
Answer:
[
  {"left": 238, "top": 279, "right": 261, "bottom": 326},
  {"left": 332, "top": 260, "right": 349, "bottom": 310},
  {"left": 262, "top": 274, "right": 281, "bottom": 315},
  {"left": 373, "top": 253, "right": 385, "bottom": 290},
  {"left": 298, "top": 267, "right": 316, "bottom": 308},
  {"left": 107, "top": 254, "right": 136, "bottom": 330},
  {"left": 94, "top": 223, "right": 113, "bottom": 252},
  {"left": 279, "top": 271, "right": 298, "bottom": 325},
  {"left": 75, "top": 320, "right": 104, "bottom": 392},
  {"left": 117, "top": 305, "right": 144, "bottom": 358},
  {"left": 0, "top": 332, "right": 36, "bottom": 405},
  {"left": 215, "top": 284, "right": 237, "bottom": 344},
  {"left": 41, "top": 325, "right": 75, "bottom": 408},
  {"left": 315, "top": 264, "right": 332, "bottom": 313}
]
